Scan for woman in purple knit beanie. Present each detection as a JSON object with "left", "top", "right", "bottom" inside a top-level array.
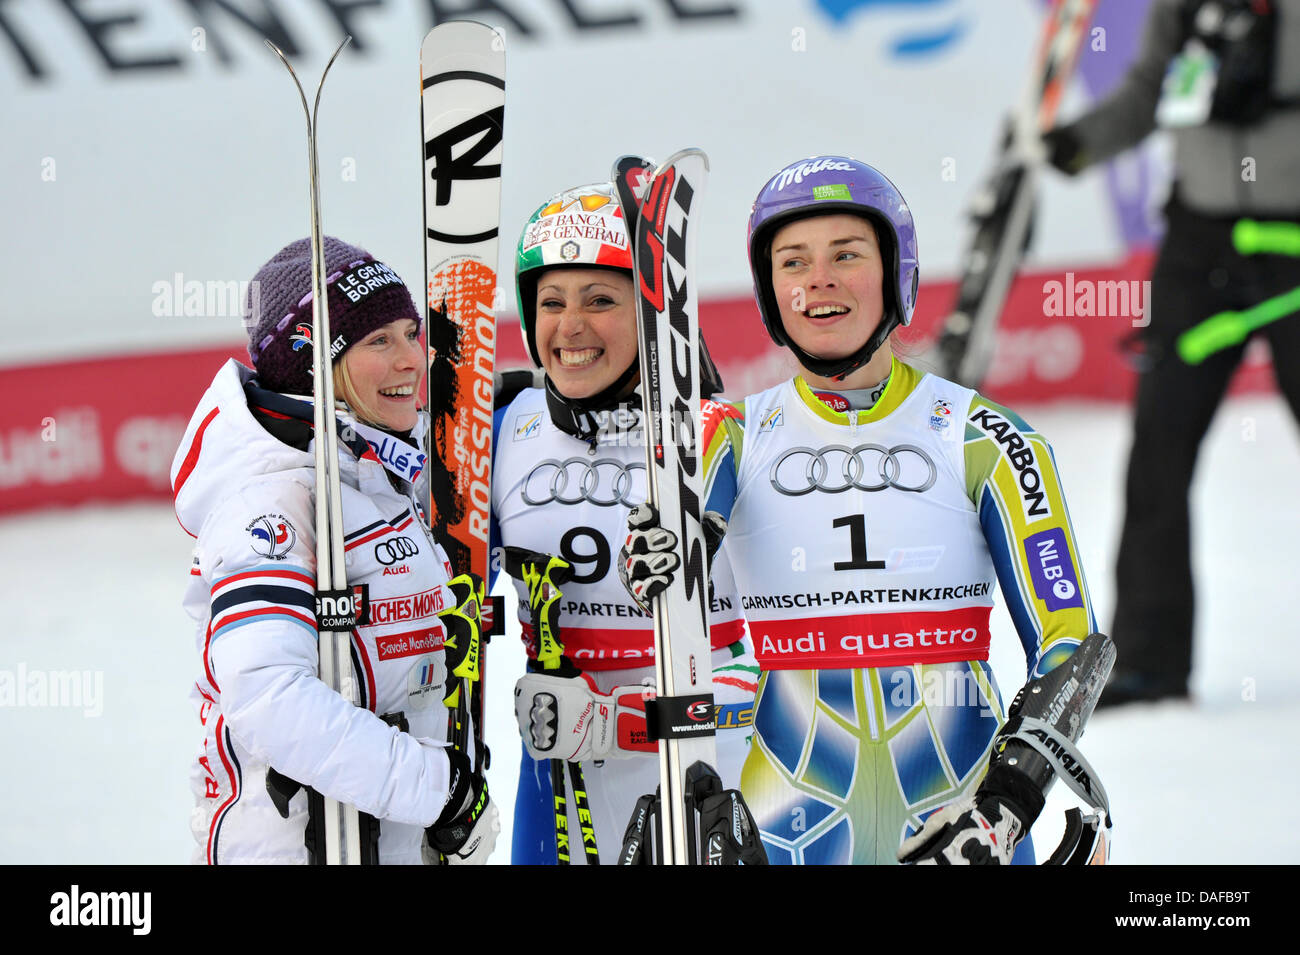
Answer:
[
  {"left": 243, "top": 236, "right": 425, "bottom": 431},
  {"left": 168, "top": 236, "right": 499, "bottom": 866}
]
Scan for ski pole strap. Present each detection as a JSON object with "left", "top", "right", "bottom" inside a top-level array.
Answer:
[
  {"left": 503, "top": 547, "right": 574, "bottom": 669},
  {"left": 438, "top": 574, "right": 484, "bottom": 685},
  {"left": 1233, "top": 218, "right": 1300, "bottom": 257},
  {"left": 996, "top": 715, "right": 1110, "bottom": 821},
  {"left": 644, "top": 693, "right": 717, "bottom": 742},
  {"left": 618, "top": 793, "right": 658, "bottom": 866},
  {"left": 994, "top": 714, "right": 1113, "bottom": 866},
  {"left": 1177, "top": 284, "right": 1300, "bottom": 365}
]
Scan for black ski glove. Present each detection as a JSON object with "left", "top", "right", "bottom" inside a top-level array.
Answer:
[
  {"left": 1042, "top": 124, "right": 1089, "bottom": 176},
  {"left": 617, "top": 502, "right": 726, "bottom": 614},
  {"left": 897, "top": 762, "right": 1042, "bottom": 865},
  {"left": 425, "top": 747, "right": 498, "bottom": 865}
]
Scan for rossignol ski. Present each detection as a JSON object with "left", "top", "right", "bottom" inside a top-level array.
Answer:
[
  {"left": 612, "top": 150, "right": 719, "bottom": 865},
  {"left": 419, "top": 21, "right": 506, "bottom": 796},
  {"left": 933, "top": 0, "right": 1096, "bottom": 388},
  {"left": 266, "top": 36, "right": 375, "bottom": 865}
]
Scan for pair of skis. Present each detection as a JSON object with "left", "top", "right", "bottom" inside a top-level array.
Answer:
[
  {"left": 263, "top": 21, "right": 506, "bottom": 865},
  {"left": 612, "top": 151, "right": 750, "bottom": 865},
  {"left": 419, "top": 26, "right": 727, "bottom": 860},
  {"left": 419, "top": 22, "right": 506, "bottom": 803},
  {"left": 266, "top": 36, "right": 373, "bottom": 865},
  {"left": 933, "top": 0, "right": 1096, "bottom": 388}
]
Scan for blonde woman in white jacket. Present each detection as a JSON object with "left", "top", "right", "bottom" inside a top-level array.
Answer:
[{"left": 171, "top": 237, "right": 498, "bottom": 864}]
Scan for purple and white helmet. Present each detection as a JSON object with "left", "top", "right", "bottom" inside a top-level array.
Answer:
[{"left": 747, "top": 156, "right": 919, "bottom": 379}]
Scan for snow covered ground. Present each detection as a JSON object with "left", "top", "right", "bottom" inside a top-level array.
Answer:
[{"left": 2, "top": 395, "right": 1296, "bottom": 865}]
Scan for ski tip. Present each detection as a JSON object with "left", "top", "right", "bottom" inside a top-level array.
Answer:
[
  {"left": 611, "top": 155, "right": 654, "bottom": 208},
  {"left": 421, "top": 20, "right": 506, "bottom": 59},
  {"left": 611, "top": 153, "right": 650, "bottom": 175},
  {"left": 656, "top": 148, "right": 710, "bottom": 174},
  {"left": 264, "top": 38, "right": 297, "bottom": 77},
  {"left": 327, "top": 35, "right": 352, "bottom": 64},
  {"left": 313, "top": 35, "right": 352, "bottom": 106}
]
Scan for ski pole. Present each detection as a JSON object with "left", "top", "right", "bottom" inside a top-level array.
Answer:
[{"left": 504, "top": 547, "right": 600, "bottom": 864}]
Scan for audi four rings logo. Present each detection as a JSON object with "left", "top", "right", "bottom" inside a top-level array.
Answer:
[
  {"left": 769, "top": 444, "right": 938, "bottom": 496},
  {"left": 374, "top": 536, "right": 419, "bottom": 565},
  {"left": 522, "top": 457, "right": 646, "bottom": 507}
]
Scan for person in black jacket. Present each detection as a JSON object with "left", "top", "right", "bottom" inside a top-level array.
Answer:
[{"left": 1044, "top": 0, "right": 1300, "bottom": 706}]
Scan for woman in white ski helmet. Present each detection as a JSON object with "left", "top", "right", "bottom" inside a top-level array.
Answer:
[
  {"left": 621, "top": 156, "right": 1102, "bottom": 865},
  {"left": 171, "top": 237, "right": 498, "bottom": 864},
  {"left": 491, "top": 180, "right": 760, "bottom": 864}
]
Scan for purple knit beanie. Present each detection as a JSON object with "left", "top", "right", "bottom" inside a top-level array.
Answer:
[{"left": 243, "top": 236, "right": 422, "bottom": 395}]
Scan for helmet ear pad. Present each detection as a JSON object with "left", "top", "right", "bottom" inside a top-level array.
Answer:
[{"left": 517, "top": 268, "right": 543, "bottom": 367}]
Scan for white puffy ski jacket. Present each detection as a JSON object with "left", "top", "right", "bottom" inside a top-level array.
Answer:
[{"left": 172, "top": 359, "right": 465, "bottom": 865}]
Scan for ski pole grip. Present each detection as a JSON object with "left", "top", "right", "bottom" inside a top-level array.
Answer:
[{"left": 644, "top": 693, "right": 717, "bottom": 742}]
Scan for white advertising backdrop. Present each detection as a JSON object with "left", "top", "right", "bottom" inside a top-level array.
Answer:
[{"left": 4, "top": 0, "right": 1128, "bottom": 365}]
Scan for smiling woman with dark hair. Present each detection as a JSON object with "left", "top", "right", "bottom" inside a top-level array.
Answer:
[{"left": 491, "top": 180, "right": 759, "bottom": 865}]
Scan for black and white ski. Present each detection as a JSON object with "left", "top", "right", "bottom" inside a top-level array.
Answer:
[
  {"left": 612, "top": 150, "right": 718, "bottom": 865},
  {"left": 419, "top": 20, "right": 506, "bottom": 781},
  {"left": 933, "top": 0, "right": 1096, "bottom": 388}
]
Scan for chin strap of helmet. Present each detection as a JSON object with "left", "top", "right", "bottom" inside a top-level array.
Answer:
[
  {"left": 786, "top": 308, "right": 901, "bottom": 382},
  {"left": 544, "top": 360, "right": 641, "bottom": 444},
  {"left": 698, "top": 333, "right": 725, "bottom": 399},
  {"left": 543, "top": 333, "right": 726, "bottom": 442},
  {"left": 773, "top": 216, "right": 908, "bottom": 382}
]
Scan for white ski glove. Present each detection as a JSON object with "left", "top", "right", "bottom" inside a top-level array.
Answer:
[
  {"left": 897, "top": 794, "right": 1026, "bottom": 865},
  {"left": 425, "top": 748, "right": 500, "bottom": 865},
  {"left": 515, "top": 671, "right": 657, "bottom": 762},
  {"left": 618, "top": 503, "right": 727, "bottom": 614}
]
